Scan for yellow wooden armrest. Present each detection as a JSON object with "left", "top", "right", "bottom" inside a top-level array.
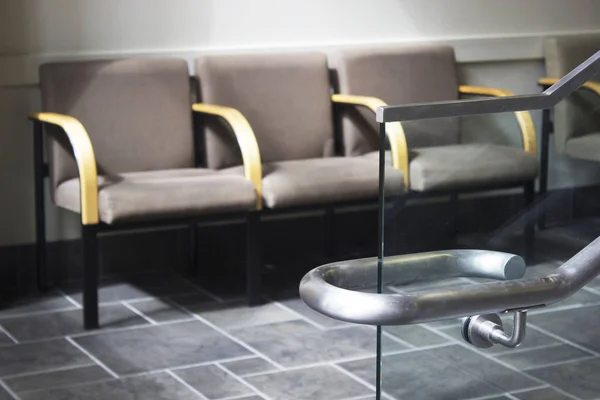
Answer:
[
  {"left": 539, "top": 77, "right": 600, "bottom": 96},
  {"left": 331, "top": 94, "right": 409, "bottom": 189},
  {"left": 459, "top": 86, "right": 537, "bottom": 154},
  {"left": 29, "top": 112, "right": 99, "bottom": 225},
  {"left": 192, "top": 103, "right": 263, "bottom": 210}
]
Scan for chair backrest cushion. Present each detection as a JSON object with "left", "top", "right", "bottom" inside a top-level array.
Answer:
[
  {"left": 195, "top": 52, "right": 334, "bottom": 169},
  {"left": 544, "top": 35, "right": 600, "bottom": 153},
  {"left": 40, "top": 58, "right": 195, "bottom": 191},
  {"left": 331, "top": 45, "right": 460, "bottom": 156}
]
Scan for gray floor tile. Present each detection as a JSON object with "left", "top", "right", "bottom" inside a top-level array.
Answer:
[
  {"left": 512, "top": 387, "right": 574, "bottom": 400},
  {"left": 0, "top": 332, "right": 15, "bottom": 346},
  {"left": 528, "top": 358, "right": 600, "bottom": 399},
  {"left": 231, "top": 320, "right": 405, "bottom": 367},
  {"left": 439, "top": 320, "right": 558, "bottom": 354},
  {"left": 174, "top": 364, "right": 252, "bottom": 399},
  {"left": 0, "top": 293, "right": 76, "bottom": 318},
  {"left": 0, "top": 386, "right": 13, "bottom": 400},
  {"left": 245, "top": 365, "right": 372, "bottom": 400},
  {"left": 540, "top": 288, "right": 600, "bottom": 311},
  {"left": 125, "top": 299, "right": 192, "bottom": 322},
  {"left": 339, "top": 352, "right": 502, "bottom": 400},
  {"left": 496, "top": 344, "right": 593, "bottom": 370},
  {"left": 221, "top": 357, "right": 279, "bottom": 376},
  {"left": 62, "top": 272, "right": 199, "bottom": 305},
  {"left": 192, "top": 302, "right": 299, "bottom": 330},
  {"left": 0, "top": 339, "right": 90, "bottom": 377},
  {"left": 428, "top": 345, "right": 539, "bottom": 391},
  {"left": 529, "top": 306, "right": 600, "bottom": 353},
  {"left": 4, "top": 365, "right": 110, "bottom": 394},
  {"left": 276, "top": 298, "right": 350, "bottom": 328},
  {"left": 424, "top": 317, "right": 463, "bottom": 329},
  {"left": 478, "top": 397, "right": 510, "bottom": 400},
  {"left": 74, "top": 320, "right": 251, "bottom": 375},
  {"left": 166, "top": 292, "right": 215, "bottom": 307},
  {"left": 18, "top": 372, "right": 200, "bottom": 400},
  {"left": 383, "top": 325, "right": 450, "bottom": 348},
  {"left": 0, "top": 304, "right": 149, "bottom": 341}
]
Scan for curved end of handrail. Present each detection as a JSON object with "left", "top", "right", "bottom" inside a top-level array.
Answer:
[{"left": 299, "top": 250, "right": 526, "bottom": 325}]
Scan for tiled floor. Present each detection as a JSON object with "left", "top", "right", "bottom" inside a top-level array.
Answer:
[{"left": 1, "top": 223, "right": 600, "bottom": 399}]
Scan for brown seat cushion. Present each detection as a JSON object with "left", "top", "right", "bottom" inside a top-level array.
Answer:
[
  {"left": 363, "top": 144, "right": 538, "bottom": 192},
  {"left": 55, "top": 169, "right": 256, "bottom": 224},
  {"left": 224, "top": 158, "right": 404, "bottom": 209}
]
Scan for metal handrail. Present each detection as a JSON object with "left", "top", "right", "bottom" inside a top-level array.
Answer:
[
  {"left": 300, "top": 236, "right": 600, "bottom": 325},
  {"left": 376, "top": 50, "right": 600, "bottom": 123},
  {"left": 300, "top": 50, "right": 600, "bottom": 327}
]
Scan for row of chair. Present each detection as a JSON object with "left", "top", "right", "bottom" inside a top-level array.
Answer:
[{"left": 32, "top": 44, "right": 541, "bottom": 329}]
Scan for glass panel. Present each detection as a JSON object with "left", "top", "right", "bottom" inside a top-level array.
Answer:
[{"left": 376, "top": 85, "right": 600, "bottom": 399}]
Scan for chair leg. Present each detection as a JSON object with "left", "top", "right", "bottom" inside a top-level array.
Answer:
[
  {"left": 246, "top": 211, "right": 262, "bottom": 306},
  {"left": 324, "top": 206, "right": 335, "bottom": 258},
  {"left": 33, "top": 122, "right": 48, "bottom": 292},
  {"left": 82, "top": 225, "right": 99, "bottom": 330},
  {"left": 189, "top": 224, "right": 198, "bottom": 276},
  {"left": 449, "top": 193, "right": 459, "bottom": 247},
  {"left": 524, "top": 181, "right": 536, "bottom": 264},
  {"left": 539, "top": 108, "right": 551, "bottom": 230}
]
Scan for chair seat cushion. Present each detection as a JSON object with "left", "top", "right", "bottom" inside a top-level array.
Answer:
[
  {"left": 363, "top": 144, "right": 538, "bottom": 192},
  {"left": 55, "top": 169, "right": 257, "bottom": 224},
  {"left": 225, "top": 157, "right": 404, "bottom": 209},
  {"left": 566, "top": 133, "right": 600, "bottom": 161}
]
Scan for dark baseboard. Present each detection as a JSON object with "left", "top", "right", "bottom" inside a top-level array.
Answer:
[{"left": 1, "top": 185, "right": 599, "bottom": 299}]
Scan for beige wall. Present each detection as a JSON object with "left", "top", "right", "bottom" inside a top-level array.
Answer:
[{"left": 0, "top": 0, "right": 599, "bottom": 245}]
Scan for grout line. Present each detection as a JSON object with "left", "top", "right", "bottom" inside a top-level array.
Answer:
[
  {"left": 239, "top": 343, "right": 455, "bottom": 378},
  {"left": 65, "top": 337, "right": 119, "bottom": 379},
  {"left": 0, "top": 379, "right": 21, "bottom": 400},
  {"left": 582, "top": 286, "right": 600, "bottom": 296},
  {"left": 269, "top": 301, "right": 328, "bottom": 330},
  {"left": 172, "top": 279, "right": 225, "bottom": 303},
  {"left": 379, "top": 329, "right": 417, "bottom": 349},
  {"left": 491, "top": 342, "right": 564, "bottom": 356},
  {"left": 507, "top": 385, "right": 550, "bottom": 395},
  {"left": 0, "top": 363, "right": 97, "bottom": 381},
  {"left": 165, "top": 370, "right": 209, "bottom": 400},
  {"left": 121, "top": 302, "right": 157, "bottom": 325},
  {"left": 0, "top": 325, "right": 19, "bottom": 344},
  {"left": 169, "top": 355, "right": 257, "bottom": 372},
  {"left": 330, "top": 363, "right": 393, "bottom": 400},
  {"left": 218, "top": 393, "right": 265, "bottom": 400},
  {"left": 238, "top": 368, "right": 281, "bottom": 379},
  {"left": 419, "top": 324, "right": 583, "bottom": 400},
  {"left": 216, "top": 364, "right": 274, "bottom": 400},
  {"left": 121, "top": 291, "right": 199, "bottom": 305},
  {"left": 520, "top": 356, "right": 597, "bottom": 371},
  {"left": 0, "top": 318, "right": 196, "bottom": 348},
  {"left": 0, "top": 306, "right": 81, "bottom": 322},
  {"left": 460, "top": 392, "right": 512, "bottom": 400},
  {"left": 55, "top": 288, "right": 83, "bottom": 309},
  {"left": 527, "top": 324, "right": 600, "bottom": 357},
  {"left": 171, "top": 303, "right": 287, "bottom": 371}
]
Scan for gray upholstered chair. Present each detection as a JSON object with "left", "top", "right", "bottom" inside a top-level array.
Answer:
[
  {"left": 31, "top": 58, "right": 262, "bottom": 329},
  {"left": 194, "top": 51, "right": 404, "bottom": 234},
  {"left": 330, "top": 45, "right": 538, "bottom": 257},
  {"left": 538, "top": 35, "right": 600, "bottom": 202}
]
